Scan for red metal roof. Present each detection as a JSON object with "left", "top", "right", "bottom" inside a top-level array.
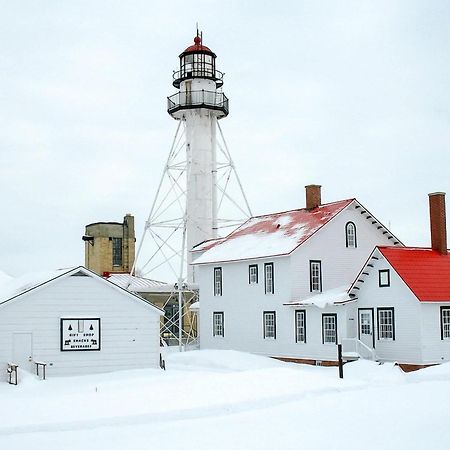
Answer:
[
  {"left": 193, "top": 199, "right": 355, "bottom": 264},
  {"left": 379, "top": 247, "right": 450, "bottom": 302},
  {"left": 183, "top": 36, "right": 213, "bottom": 54}
]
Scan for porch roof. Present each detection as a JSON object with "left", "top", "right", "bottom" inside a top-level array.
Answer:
[{"left": 284, "top": 286, "right": 354, "bottom": 308}]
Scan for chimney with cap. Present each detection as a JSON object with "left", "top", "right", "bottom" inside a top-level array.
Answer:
[
  {"left": 305, "top": 185, "right": 322, "bottom": 210},
  {"left": 429, "top": 192, "right": 447, "bottom": 255}
]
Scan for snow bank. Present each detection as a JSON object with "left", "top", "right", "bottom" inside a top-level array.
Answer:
[
  {"left": 2, "top": 352, "right": 450, "bottom": 450},
  {"left": 167, "top": 349, "right": 286, "bottom": 372},
  {"left": 343, "top": 359, "right": 405, "bottom": 385}
]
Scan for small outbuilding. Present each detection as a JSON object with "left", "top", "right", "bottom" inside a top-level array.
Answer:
[{"left": 0, "top": 266, "right": 163, "bottom": 380}]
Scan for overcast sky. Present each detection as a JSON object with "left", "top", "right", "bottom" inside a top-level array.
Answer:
[{"left": 1, "top": 0, "right": 449, "bottom": 276}]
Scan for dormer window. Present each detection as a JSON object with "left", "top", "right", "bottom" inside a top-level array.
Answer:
[{"left": 345, "top": 222, "right": 357, "bottom": 248}]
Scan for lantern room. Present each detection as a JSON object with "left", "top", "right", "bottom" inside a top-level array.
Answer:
[{"left": 173, "top": 35, "right": 224, "bottom": 88}]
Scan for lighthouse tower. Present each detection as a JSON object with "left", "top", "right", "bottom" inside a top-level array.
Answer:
[
  {"left": 167, "top": 33, "right": 229, "bottom": 277},
  {"left": 132, "top": 32, "right": 251, "bottom": 346}
]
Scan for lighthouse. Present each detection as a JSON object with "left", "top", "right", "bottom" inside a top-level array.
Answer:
[
  {"left": 133, "top": 32, "right": 250, "bottom": 346},
  {"left": 167, "top": 33, "right": 229, "bottom": 279}
]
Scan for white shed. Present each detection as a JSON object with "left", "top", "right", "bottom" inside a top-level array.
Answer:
[{"left": 0, "top": 266, "right": 163, "bottom": 380}]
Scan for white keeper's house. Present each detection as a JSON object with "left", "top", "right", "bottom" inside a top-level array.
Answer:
[
  {"left": 0, "top": 266, "right": 163, "bottom": 380},
  {"left": 348, "top": 192, "right": 450, "bottom": 370},
  {"left": 192, "top": 185, "right": 403, "bottom": 365}
]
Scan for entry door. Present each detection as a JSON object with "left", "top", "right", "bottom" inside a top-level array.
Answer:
[
  {"left": 358, "top": 309, "right": 374, "bottom": 348},
  {"left": 12, "top": 333, "right": 33, "bottom": 372}
]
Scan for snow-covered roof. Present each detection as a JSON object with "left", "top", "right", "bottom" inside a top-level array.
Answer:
[
  {"left": 0, "top": 268, "right": 72, "bottom": 304},
  {"left": 0, "top": 267, "right": 164, "bottom": 314},
  {"left": 192, "top": 237, "right": 226, "bottom": 253},
  {"left": 0, "top": 270, "right": 13, "bottom": 286},
  {"left": 284, "top": 286, "right": 353, "bottom": 308},
  {"left": 104, "top": 273, "right": 171, "bottom": 293},
  {"left": 189, "top": 301, "right": 200, "bottom": 311},
  {"left": 192, "top": 199, "right": 354, "bottom": 264}
]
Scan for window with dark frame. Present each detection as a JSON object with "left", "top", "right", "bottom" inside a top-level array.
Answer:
[
  {"left": 441, "top": 307, "right": 450, "bottom": 340},
  {"left": 295, "top": 310, "right": 306, "bottom": 343},
  {"left": 322, "top": 314, "right": 337, "bottom": 344},
  {"left": 214, "top": 267, "right": 222, "bottom": 296},
  {"left": 249, "top": 264, "right": 258, "bottom": 284},
  {"left": 112, "top": 237, "right": 123, "bottom": 267},
  {"left": 379, "top": 269, "right": 390, "bottom": 287},
  {"left": 345, "top": 222, "right": 357, "bottom": 248},
  {"left": 377, "top": 308, "right": 395, "bottom": 340},
  {"left": 264, "top": 263, "right": 274, "bottom": 294},
  {"left": 213, "top": 312, "right": 224, "bottom": 337},
  {"left": 263, "top": 311, "right": 276, "bottom": 339},
  {"left": 310, "top": 260, "right": 322, "bottom": 292}
]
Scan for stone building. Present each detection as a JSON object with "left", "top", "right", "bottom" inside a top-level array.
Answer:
[
  {"left": 83, "top": 214, "right": 135, "bottom": 276},
  {"left": 82, "top": 215, "right": 197, "bottom": 345}
]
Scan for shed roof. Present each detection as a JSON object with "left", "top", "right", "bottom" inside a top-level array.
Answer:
[{"left": 378, "top": 247, "right": 450, "bottom": 302}]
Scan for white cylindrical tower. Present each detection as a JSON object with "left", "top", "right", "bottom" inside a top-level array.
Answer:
[{"left": 167, "top": 34, "right": 229, "bottom": 281}]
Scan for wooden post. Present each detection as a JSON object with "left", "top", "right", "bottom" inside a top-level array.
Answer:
[{"left": 338, "top": 344, "right": 344, "bottom": 379}]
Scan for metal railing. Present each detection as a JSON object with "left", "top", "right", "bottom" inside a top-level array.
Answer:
[
  {"left": 167, "top": 90, "right": 229, "bottom": 116},
  {"left": 173, "top": 69, "right": 224, "bottom": 88}
]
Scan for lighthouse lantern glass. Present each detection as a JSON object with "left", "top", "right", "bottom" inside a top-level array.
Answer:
[{"left": 181, "top": 53, "right": 215, "bottom": 79}]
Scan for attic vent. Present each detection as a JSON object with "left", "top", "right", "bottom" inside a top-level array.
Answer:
[{"left": 71, "top": 271, "right": 89, "bottom": 277}]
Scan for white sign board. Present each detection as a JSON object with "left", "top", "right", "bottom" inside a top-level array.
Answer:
[{"left": 60, "top": 318, "right": 101, "bottom": 351}]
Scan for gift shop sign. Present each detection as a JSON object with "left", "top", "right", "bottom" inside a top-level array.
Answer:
[{"left": 60, "top": 318, "right": 101, "bottom": 351}]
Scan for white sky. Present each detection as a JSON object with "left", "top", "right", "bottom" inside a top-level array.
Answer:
[{"left": 1, "top": 0, "right": 449, "bottom": 276}]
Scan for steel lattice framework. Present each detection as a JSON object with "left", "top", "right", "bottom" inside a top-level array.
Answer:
[{"left": 132, "top": 118, "right": 251, "bottom": 349}]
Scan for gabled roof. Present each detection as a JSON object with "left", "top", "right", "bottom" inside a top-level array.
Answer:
[
  {"left": 192, "top": 199, "right": 354, "bottom": 264},
  {"left": 0, "top": 266, "right": 164, "bottom": 314},
  {"left": 378, "top": 247, "right": 450, "bottom": 302},
  {"left": 193, "top": 198, "right": 401, "bottom": 264}
]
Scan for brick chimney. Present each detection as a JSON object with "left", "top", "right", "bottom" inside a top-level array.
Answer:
[
  {"left": 429, "top": 192, "right": 447, "bottom": 255},
  {"left": 305, "top": 185, "right": 322, "bottom": 210}
]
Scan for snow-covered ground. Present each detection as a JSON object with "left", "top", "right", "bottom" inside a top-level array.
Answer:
[{"left": 1, "top": 350, "right": 449, "bottom": 449}]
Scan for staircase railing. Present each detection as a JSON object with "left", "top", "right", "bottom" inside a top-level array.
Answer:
[{"left": 341, "top": 338, "right": 376, "bottom": 361}]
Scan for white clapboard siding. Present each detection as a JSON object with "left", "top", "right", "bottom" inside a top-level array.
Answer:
[
  {"left": 198, "top": 202, "right": 400, "bottom": 362},
  {"left": 290, "top": 205, "right": 395, "bottom": 298},
  {"left": 355, "top": 255, "right": 423, "bottom": 364},
  {"left": 420, "top": 303, "right": 450, "bottom": 364},
  {"left": 0, "top": 271, "right": 161, "bottom": 380}
]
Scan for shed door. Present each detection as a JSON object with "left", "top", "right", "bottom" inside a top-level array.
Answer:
[
  {"left": 358, "top": 309, "right": 374, "bottom": 349},
  {"left": 12, "top": 333, "right": 33, "bottom": 372}
]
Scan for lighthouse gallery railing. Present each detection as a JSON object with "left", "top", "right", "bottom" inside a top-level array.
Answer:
[{"left": 167, "top": 90, "right": 229, "bottom": 116}]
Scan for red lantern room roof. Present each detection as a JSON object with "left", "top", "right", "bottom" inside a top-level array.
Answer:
[{"left": 181, "top": 35, "right": 215, "bottom": 56}]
